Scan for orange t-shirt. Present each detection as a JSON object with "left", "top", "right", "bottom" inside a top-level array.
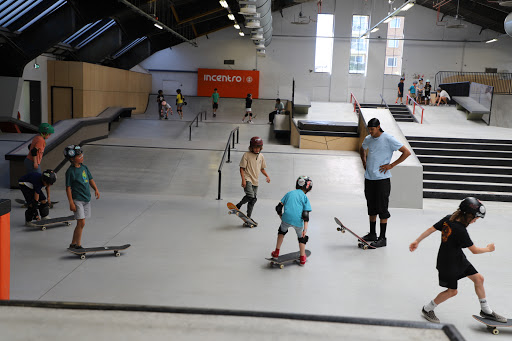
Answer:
[{"left": 26, "top": 135, "right": 46, "bottom": 165}]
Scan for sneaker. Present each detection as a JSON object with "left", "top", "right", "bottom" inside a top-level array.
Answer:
[
  {"left": 42, "top": 215, "right": 51, "bottom": 220},
  {"left": 25, "top": 221, "right": 36, "bottom": 227},
  {"left": 248, "top": 120, "right": 253, "bottom": 124},
  {"left": 300, "top": 255, "right": 307, "bottom": 265},
  {"left": 361, "top": 232, "right": 378, "bottom": 242},
  {"left": 480, "top": 310, "right": 507, "bottom": 323},
  {"left": 74, "top": 245, "right": 84, "bottom": 250},
  {"left": 69, "top": 244, "right": 77, "bottom": 249},
  {"left": 370, "top": 237, "right": 387, "bottom": 248},
  {"left": 236, "top": 203, "right": 242, "bottom": 210},
  {"left": 213, "top": 114, "right": 216, "bottom": 117},
  {"left": 165, "top": 116, "right": 168, "bottom": 120},
  {"left": 422, "top": 307, "right": 440, "bottom": 323},
  {"left": 271, "top": 249, "right": 280, "bottom": 258}
]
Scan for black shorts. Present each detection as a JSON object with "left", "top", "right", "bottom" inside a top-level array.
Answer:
[
  {"left": 439, "top": 264, "right": 478, "bottom": 289},
  {"left": 364, "top": 178, "right": 391, "bottom": 219},
  {"left": 397, "top": 92, "right": 403, "bottom": 98},
  {"left": 213, "top": 103, "right": 218, "bottom": 109}
]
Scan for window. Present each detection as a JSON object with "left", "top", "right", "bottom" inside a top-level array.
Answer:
[
  {"left": 349, "top": 15, "right": 369, "bottom": 74},
  {"left": 314, "top": 13, "right": 334, "bottom": 73},
  {"left": 384, "top": 16, "right": 404, "bottom": 75},
  {"left": 387, "top": 57, "right": 397, "bottom": 67},
  {"left": 390, "top": 17, "right": 401, "bottom": 29},
  {"left": 388, "top": 39, "right": 399, "bottom": 48}
]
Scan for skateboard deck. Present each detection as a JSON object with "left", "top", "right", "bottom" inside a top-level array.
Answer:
[
  {"left": 16, "top": 198, "right": 59, "bottom": 208},
  {"left": 227, "top": 202, "right": 258, "bottom": 227},
  {"left": 473, "top": 315, "right": 512, "bottom": 335},
  {"left": 265, "top": 250, "right": 311, "bottom": 269},
  {"left": 28, "top": 215, "right": 75, "bottom": 231},
  {"left": 67, "top": 244, "right": 131, "bottom": 260},
  {"left": 334, "top": 217, "right": 376, "bottom": 250}
]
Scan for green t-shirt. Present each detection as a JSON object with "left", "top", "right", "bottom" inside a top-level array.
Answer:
[
  {"left": 212, "top": 92, "right": 220, "bottom": 103},
  {"left": 65, "top": 164, "right": 93, "bottom": 202}
]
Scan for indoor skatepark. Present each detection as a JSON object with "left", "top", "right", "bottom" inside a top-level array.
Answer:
[{"left": 1, "top": 0, "right": 512, "bottom": 340}]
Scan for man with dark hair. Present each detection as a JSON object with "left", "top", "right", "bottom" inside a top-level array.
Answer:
[
  {"left": 268, "top": 98, "right": 285, "bottom": 124},
  {"left": 359, "top": 118, "right": 411, "bottom": 247}
]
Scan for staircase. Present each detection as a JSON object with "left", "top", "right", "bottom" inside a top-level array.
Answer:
[
  {"left": 359, "top": 104, "right": 416, "bottom": 122},
  {"left": 407, "top": 136, "right": 512, "bottom": 202}
]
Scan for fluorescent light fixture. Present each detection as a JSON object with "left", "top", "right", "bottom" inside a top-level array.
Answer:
[
  {"left": 359, "top": 0, "right": 415, "bottom": 38},
  {"left": 154, "top": 23, "right": 163, "bottom": 29},
  {"left": 371, "top": 27, "right": 379, "bottom": 33},
  {"left": 401, "top": 3, "right": 415, "bottom": 11},
  {"left": 219, "top": 0, "right": 228, "bottom": 8},
  {"left": 485, "top": 38, "right": 498, "bottom": 43},
  {"left": 239, "top": 31, "right": 245, "bottom": 36},
  {"left": 228, "top": 14, "right": 235, "bottom": 20},
  {"left": 234, "top": 24, "right": 240, "bottom": 29}
]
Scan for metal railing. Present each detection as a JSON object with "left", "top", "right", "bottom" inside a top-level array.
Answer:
[
  {"left": 379, "top": 94, "right": 390, "bottom": 109},
  {"left": 435, "top": 71, "right": 512, "bottom": 94},
  {"left": 188, "top": 111, "right": 207, "bottom": 141},
  {"left": 217, "top": 127, "right": 240, "bottom": 200},
  {"left": 406, "top": 95, "right": 425, "bottom": 124},
  {"left": 350, "top": 92, "right": 364, "bottom": 134}
]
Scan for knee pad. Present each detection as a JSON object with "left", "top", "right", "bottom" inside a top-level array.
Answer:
[
  {"left": 298, "top": 235, "right": 309, "bottom": 244},
  {"left": 244, "top": 113, "right": 249, "bottom": 117},
  {"left": 39, "top": 202, "right": 50, "bottom": 218},
  {"left": 278, "top": 227, "right": 288, "bottom": 236}
]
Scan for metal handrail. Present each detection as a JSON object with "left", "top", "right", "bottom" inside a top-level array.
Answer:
[
  {"left": 188, "top": 111, "right": 207, "bottom": 141},
  {"left": 379, "top": 94, "right": 390, "bottom": 109},
  {"left": 217, "top": 127, "right": 240, "bottom": 200},
  {"left": 350, "top": 92, "right": 364, "bottom": 134},
  {"left": 406, "top": 95, "right": 425, "bottom": 124}
]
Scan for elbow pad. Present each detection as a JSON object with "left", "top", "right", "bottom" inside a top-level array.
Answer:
[
  {"left": 302, "top": 211, "right": 310, "bottom": 222},
  {"left": 31, "top": 147, "right": 38, "bottom": 156},
  {"left": 275, "top": 202, "right": 283, "bottom": 216}
]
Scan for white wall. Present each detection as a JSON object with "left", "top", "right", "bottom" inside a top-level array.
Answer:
[{"left": 138, "top": 0, "right": 512, "bottom": 103}]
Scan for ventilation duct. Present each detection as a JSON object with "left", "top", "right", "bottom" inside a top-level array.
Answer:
[
  {"left": 239, "top": 0, "right": 272, "bottom": 47},
  {"left": 506, "top": 12, "right": 512, "bottom": 37}
]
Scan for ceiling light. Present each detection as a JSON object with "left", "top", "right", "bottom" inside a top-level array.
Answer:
[
  {"left": 371, "top": 27, "right": 379, "bottom": 33},
  {"left": 228, "top": 13, "right": 235, "bottom": 20},
  {"left": 485, "top": 38, "right": 498, "bottom": 43},
  {"left": 239, "top": 31, "right": 245, "bottom": 36},
  {"left": 154, "top": 23, "right": 163, "bottom": 29},
  {"left": 401, "top": 3, "right": 415, "bottom": 11},
  {"left": 234, "top": 24, "right": 240, "bottom": 29},
  {"left": 219, "top": 0, "right": 228, "bottom": 8},
  {"left": 359, "top": 0, "right": 416, "bottom": 38},
  {"left": 383, "top": 17, "right": 393, "bottom": 23}
]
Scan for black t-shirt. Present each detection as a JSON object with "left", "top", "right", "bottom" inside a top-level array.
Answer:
[
  {"left": 246, "top": 98, "right": 252, "bottom": 108},
  {"left": 157, "top": 95, "right": 165, "bottom": 104},
  {"left": 18, "top": 172, "right": 45, "bottom": 195},
  {"left": 398, "top": 82, "right": 404, "bottom": 93},
  {"left": 424, "top": 84, "right": 432, "bottom": 94},
  {"left": 434, "top": 215, "right": 474, "bottom": 276}
]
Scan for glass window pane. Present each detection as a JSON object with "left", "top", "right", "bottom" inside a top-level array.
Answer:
[
  {"left": 350, "top": 15, "right": 369, "bottom": 75},
  {"left": 315, "top": 14, "right": 334, "bottom": 73}
]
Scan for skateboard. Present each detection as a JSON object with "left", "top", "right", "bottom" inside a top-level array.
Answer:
[
  {"left": 265, "top": 250, "right": 311, "bottom": 269},
  {"left": 227, "top": 202, "right": 258, "bottom": 228},
  {"left": 27, "top": 215, "right": 75, "bottom": 231},
  {"left": 15, "top": 198, "right": 59, "bottom": 208},
  {"left": 334, "top": 217, "right": 376, "bottom": 250},
  {"left": 67, "top": 244, "right": 131, "bottom": 260},
  {"left": 473, "top": 315, "right": 512, "bottom": 335}
]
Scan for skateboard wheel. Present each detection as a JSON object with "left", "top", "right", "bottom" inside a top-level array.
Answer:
[
  {"left": 492, "top": 328, "right": 499, "bottom": 335},
  {"left": 80, "top": 254, "right": 86, "bottom": 260},
  {"left": 363, "top": 245, "right": 369, "bottom": 250},
  {"left": 341, "top": 229, "right": 346, "bottom": 233},
  {"left": 115, "top": 252, "right": 120, "bottom": 257},
  {"left": 270, "top": 262, "right": 274, "bottom": 267},
  {"left": 66, "top": 222, "right": 71, "bottom": 226},
  {"left": 279, "top": 265, "right": 284, "bottom": 269},
  {"left": 41, "top": 226, "right": 46, "bottom": 231},
  {"left": 337, "top": 227, "right": 341, "bottom": 231},
  {"left": 250, "top": 225, "right": 254, "bottom": 228},
  {"left": 228, "top": 211, "right": 232, "bottom": 215}
]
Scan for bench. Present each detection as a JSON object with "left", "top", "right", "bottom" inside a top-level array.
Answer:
[
  {"left": 452, "top": 96, "right": 489, "bottom": 120},
  {"left": 5, "top": 107, "right": 134, "bottom": 188}
]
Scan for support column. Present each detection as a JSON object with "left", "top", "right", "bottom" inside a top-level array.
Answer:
[{"left": 0, "top": 199, "right": 11, "bottom": 300}]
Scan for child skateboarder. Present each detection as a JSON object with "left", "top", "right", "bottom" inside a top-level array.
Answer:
[
  {"left": 271, "top": 176, "right": 313, "bottom": 265},
  {"left": 395, "top": 77, "right": 405, "bottom": 104},
  {"left": 18, "top": 169, "right": 57, "bottom": 226},
  {"left": 25, "top": 123, "right": 54, "bottom": 174},
  {"left": 242, "top": 93, "right": 253, "bottom": 123},
  {"left": 160, "top": 100, "right": 173, "bottom": 119},
  {"left": 235, "top": 136, "right": 270, "bottom": 225},
  {"left": 212, "top": 88, "right": 220, "bottom": 117},
  {"left": 64, "top": 145, "right": 100, "bottom": 250},
  {"left": 409, "top": 197, "right": 507, "bottom": 324}
]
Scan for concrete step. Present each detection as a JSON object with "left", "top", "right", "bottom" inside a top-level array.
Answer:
[
  {"left": 417, "top": 156, "right": 512, "bottom": 167},
  {"left": 424, "top": 172, "right": 512, "bottom": 184},
  {"left": 423, "top": 180, "right": 512, "bottom": 193}
]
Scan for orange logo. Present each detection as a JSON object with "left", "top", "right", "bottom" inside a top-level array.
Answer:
[
  {"left": 197, "top": 68, "right": 259, "bottom": 99},
  {"left": 442, "top": 222, "right": 452, "bottom": 242}
]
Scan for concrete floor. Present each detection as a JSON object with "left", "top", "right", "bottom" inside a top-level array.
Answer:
[{"left": 1, "top": 98, "right": 511, "bottom": 340}]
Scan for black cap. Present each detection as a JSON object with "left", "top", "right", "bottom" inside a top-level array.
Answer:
[{"left": 367, "top": 118, "right": 384, "bottom": 132}]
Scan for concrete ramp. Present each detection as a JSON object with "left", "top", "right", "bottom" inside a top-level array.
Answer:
[{"left": 0, "top": 301, "right": 465, "bottom": 341}]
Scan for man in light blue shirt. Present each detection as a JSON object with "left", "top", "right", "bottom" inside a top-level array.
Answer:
[{"left": 359, "top": 118, "right": 410, "bottom": 248}]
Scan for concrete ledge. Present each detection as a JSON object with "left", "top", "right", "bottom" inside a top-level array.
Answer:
[
  {"left": 360, "top": 108, "right": 423, "bottom": 209},
  {"left": 5, "top": 107, "right": 134, "bottom": 188}
]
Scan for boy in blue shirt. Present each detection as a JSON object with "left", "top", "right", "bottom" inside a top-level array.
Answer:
[
  {"left": 271, "top": 176, "right": 312, "bottom": 265},
  {"left": 64, "top": 145, "right": 100, "bottom": 250}
]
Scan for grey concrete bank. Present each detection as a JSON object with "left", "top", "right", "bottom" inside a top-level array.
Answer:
[
  {"left": 359, "top": 108, "right": 423, "bottom": 209},
  {"left": 4, "top": 107, "right": 134, "bottom": 188}
]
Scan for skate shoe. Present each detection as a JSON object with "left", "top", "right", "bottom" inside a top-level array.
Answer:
[
  {"left": 300, "top": 255, "right": 307, "bottom": 265},
  {"left": 422, "top": 307, "right": 440, "bottom": 323},
  {"left": 361, "top": 232, "right": 377, "bottom": 242},
  {"left": 370, "top": 237, "right": 387, "bottom": 248},
  {"left": 480, "top": 310, "right": 507, "bottom": 323},
  {"left": 271, "top": 249, "right": 280, "bottom": 258}
]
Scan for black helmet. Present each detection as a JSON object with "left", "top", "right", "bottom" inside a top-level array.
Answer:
[
  {"left": 459, "top": 197, "right": 486, "bottom": 218},
  {"left": 400, "top": 77, "right": 405, "bottom": 80},
  {"left": 296, "top": 175, "right": 313, "bottom": 192},
  {"left": 64, "top": 145, "right": 83, "bottom": 159},
  {"left": 250, "top": 136, "right": 263, "bottom": 148},
  {"left": 42, "top": 169, "right": 57, "bottom": 185}
]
